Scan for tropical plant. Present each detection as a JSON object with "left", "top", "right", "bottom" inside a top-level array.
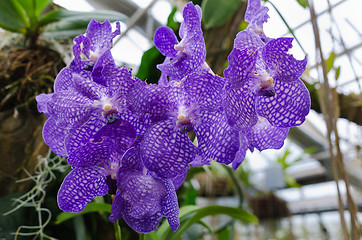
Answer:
[{"left": 0, "top": 0, "right": 127, "bottom": 47}]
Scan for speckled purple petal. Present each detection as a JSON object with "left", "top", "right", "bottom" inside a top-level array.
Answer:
[
  {"left": 262, "top": 38, "right": 307, "bottom": 82},
  {"left": 160, "top": 178, "right": 180, "bottom": 232},
  {"left": 65, "top": 113, "right": 105, "bottom": 154},
  {"left": 94, "top": 119, "right": 137, "bottom": 156},
  {"left": 109, "top": 191, "right": 124, "bottom": 222},
  {"left": 171, "top": 172, "right": 187, "bottom": 191},
  {"left": 57, "top": 166, "right": 108, "bottom": 212},
  {"left": 183, "top": 70, "right": 225, "bottom": 111},
  {"left": 232, "top": 133, "right": 248, "bottom": 170},
  {"left": 141, "top": 119, "right": 196, "bottom": 178},
  {"left": 48, "top": 91, "right": 94, "bottom": 128},
  {"left": 127, "top": 82, "right": 170, "bottom": 122},
  {"left": 72, "top": 34, "right": 85, "bottom": 65},
  {"left": 256, "top": 78, "right": 311, "bottom": 127},
  {"left": 223, "top": 81, "right": 258, "bottom": 132},
  {"left": 154, "top": 26, "right": 179, "bottom": 57},
  {"left": 249, "top": 7, "right": 269, "bottom": 30},
  {"left": 53, "top": 64, "right": 91, "bottom": 92},
  {"left": 53, "top": 67, "right": 76, "bottom": 92},
  {"left": 119, "top": 110, "right": 151, "bottom": 136},
  {"left": 36, "top": 93, "right": 53, "bottom": 117},
  {"left": 119, "top": 173, "right": 166, "bottom": 219},
  {"left": 82, "top": 19, "right": 117, "bottom": 59},
  {"left": 158, "top": 64, "right": 170, "bottom": 86},
  {"left": 91, "top": 49, "right": 115, "bottom": 85},
  {"left": 73, "top": 73, "right": 106, "bottom": 100},
  {"left": 190, "top": 155, "right": 210, "bottom": 167},
  {"left": 67, "top": 138, "right": 114, "bottom": 167},
  {"left": 224, "top": 48, "right": 257, "bottom": 88},
  {"left": 155, "top": 3, "right": 205, "bottom": 81},
  {"left": 194, "top": 111, "right": 240, "bottom": 165},
  {"left": 179, "top": 2, "right": 202, "bottom": 39},
  {"left": 122, "top": 208, "right": 163, "bottom": 233},
  {"left": 157, "top": 35, "right": 206, "bottom": 79},
  {"left": 247, "top": 117, "right": 289, "bottom": 152},
  {"left": 234, "top": 30, "right": 265, "bottom": 52},
  {"left": 245, "top": 0, "right": 261, "bottom": 22},
  {"left": 103, "top": 65, "right": 136, "bottom": 99},
  {"left": 42, "top": 117, "right": 69, "bottom": 157},
  {"left": 118, "top": 139, "right": 144, "bottom": 173}
]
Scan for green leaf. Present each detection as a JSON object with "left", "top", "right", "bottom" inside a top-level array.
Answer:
[
  {"left": 202, "top": 0, "right": 241, "bottom": 28},
  {"left": 184, "top": 183, "right": 198, "bottom": 206},
  {"left": 41, "top": 10, "right": 128, "bottom": 39},
  {"left": 144, "top": 231, "right": 159, "bottom": 240},
  {"left": 158, "top": 205, "right": 257, "bottom": 240},
  {"left": 296, "top": 0, "right": 308, "bottom": 8},
  {"left": 171, "top": 206, "right": 257, "bottom": 240},
  {"left": 73, "top": 216, "right": 87, "bottom": 240},
  {"left": 166, "top": 7, "right": 179, "bottom": 31},
  {"left": 335, "top": 66, "right": 341, "bottom": 81},
  {"left": 39, "top": 9, "right": 127, "bottom": 26},
  {"left": 0, "top": 0, "right": 28, "bottom": 33},
  {"left": 217, "top": 225, "right": 230, "bottom": 240},
  {"left": 17, "top": 0, "right": 51, "bottom": 21},
  {"left": 325, "top": 51, "right": 337, "bottom": 73},
  {"left": 197, "top": 219, "right": 213, "bottom": 234},
  {"left": 277, "top": 149, "right": 291, "bottom": 169},
  {"left": 42, "top": 19, "right": 95, "bottom": 39},
  {"left": 135, "top": 46, "right": 164, "bottom": 83},
  {"left": 303, "top": 146, "right": 316, "bottom": 155},
  {"left": 157, "top": 205, "right": 200, "bottom": 240},
  {"left": 285, "top": 174, "right": 301, "bottom": 188},
  {"left": 18, "top": 0, "right": 34, "bottom": 23},
  {"left": 35, "top": 0, "right": 52, "bottom": 18},
  {"left": 55, "top": 202, "right": 111, "bottom": 224}
]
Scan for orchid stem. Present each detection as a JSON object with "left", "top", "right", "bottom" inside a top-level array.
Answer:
[{"left": 114, "top": 220, "right": 122, "bottom": 240}]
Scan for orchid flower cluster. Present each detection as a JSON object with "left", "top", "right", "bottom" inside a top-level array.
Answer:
[{"left": 36, "top": 0, "right": 310, "bottom": 234}]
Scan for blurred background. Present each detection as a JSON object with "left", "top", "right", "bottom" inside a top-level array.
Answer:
[{"left": 0, "top": 0, "right": 361, "bottom": 239}]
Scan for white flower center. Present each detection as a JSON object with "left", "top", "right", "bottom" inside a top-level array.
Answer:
[
  {"left": 109, "top": 161, "right": 119, "bottom": 180},
  {"left": 255, "top": 71, "right": 274, "bottom": 89}
]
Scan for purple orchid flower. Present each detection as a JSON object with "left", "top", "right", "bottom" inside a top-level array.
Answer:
[
  {"left": 224, "top": 37, "right": 310, "bottom": 132},
  {"left": 36, "top": 57, "right": 143, "bottom": 157},
  {"left": 245, "top": 116, "right": 289, "bottom": 152},
  {"left": 74, "top": 19, "right": 120, "bottom": 65},
  {"left": 57, "top": 119, "right": 137, "bottom": 212},
  {"left": 108, "top": 138, "right": 182, "bottom": 233},
  {"left": 128, "top": 70, "right": 243, "bottom": 177},
  {"left": 244, "top": 0, "right": 270, "bottom": 42},
  {"left": 36, "top": 20, "right": 128, "bottom": 156},
  {"left": 154, "top": 2, "right": 206, "bottom": 80}
]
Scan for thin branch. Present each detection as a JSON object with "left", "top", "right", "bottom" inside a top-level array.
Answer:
[
  {"left": 326, "top": 0, "right": 361, "bottom": 91},
  {"left": 309, "top": 1, "right": 361, "bottom": 239},
  {"left": 309, "top": 1, "right": 349, "bottom": 238}
]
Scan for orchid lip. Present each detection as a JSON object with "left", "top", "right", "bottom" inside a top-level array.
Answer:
[{"left": 257, "top": 87, "right": 275, "bottom": 97}]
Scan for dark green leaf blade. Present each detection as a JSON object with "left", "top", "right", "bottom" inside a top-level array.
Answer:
[
  {"left": 202, "top": 0, "right": 241, "bottom": 28},
  {"left": 170, "top": 205, "right": 257, "bottom": 240},
  {"left": 296, "top": 0, "right": 308, "bottom": 8},
  {"left": 55, "top": 202, "right": 111, "bottom": 224},
  {"left": 326, "top": 51, "right": 337, "bottom": 73},
  {"left": 41, "top": 10, "right": 128, "bottom": 39},
  {"left": 335, "top": 66, "right": 341, "bottom": 81},
  {"left": 157, "top": 205, "right": 201, "bottom": 240},
  {"left": 17, "top": 0, "right": 52, "bottom": 21},
  {"left": 136, "top": 46, "right": 164, "bottom": 83},
  {"left": 38, "top": 9, "right": 127, "bottom": 26},
  {"left": 0, "top": 0, "right": 28, "bottom": 33},
  {"left": 158, "top": 205, "right": 257, "bottom": 240}
]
